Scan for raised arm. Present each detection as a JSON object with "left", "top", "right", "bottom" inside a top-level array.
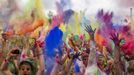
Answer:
[
  {"left": 83, "top": 24, "right": 97, "bottom": 66},
  {"left": 0, "top": 48, "right": 20, "bottom": 75},
  {"left": 87, "top": 40, "right": 96, "bottom": 66},
  {"left": 35, "top": 43, "right": 45, "bottom": 75},
  {"left": 110, "top": 33, "right": 124, "bottom": 75}
]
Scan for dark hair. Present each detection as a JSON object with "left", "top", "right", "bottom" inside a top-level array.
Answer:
[
  {"left": 19, "top": 60, "right": 36, "bottom": 75},
  {"left": 127, "top": 67, "right": 134, "bottom": 73}
]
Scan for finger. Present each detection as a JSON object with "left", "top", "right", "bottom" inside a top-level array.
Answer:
[
  {"left": 111, "top": 33, "right": 115, "bottom": 38},
  {"left": 110, "top": 37, "right": 113, "bottom": 40},
  {"left": 119, "top": 38, "right": 124, "bottom": 43},
  {"left": 87, "top": 25, "right": 92, "bottom": 32},
  {"left": 94, "top": 28, "right": 96, "bottom": 32},
  {"left": 87, "top": 25, "right": 92, "bottom": 31},
  {"left": 110, "top": 33, "right": 113, "bottom": 39},
  {"left": 84, "top": 29, "right": 88, "bottom": 33},
  {"left": 111, "top": 33, "right": 116, "bottom": 39},
  {"left": 84, "top": 25, "right": 88, "bottom": 30},
  {"left": 117, "top": 33, "right": 119, "bottom": 38},
  {"left": 85, "top": 26, "right": 90, "bottom": 32},
  {"left": 109, "top": 34, "right": 114, "bottom": 40}
]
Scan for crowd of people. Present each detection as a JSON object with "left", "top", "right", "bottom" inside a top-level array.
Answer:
[
  {"left": 0, "top": 0, "right": 134, "bottom": 74},
  {"left": 0, "top": 22, "right": 134, "bottom": 75}
]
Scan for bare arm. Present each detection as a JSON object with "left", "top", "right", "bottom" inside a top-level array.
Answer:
[
  {"left": 113, "top": 45, "right": 123, "bottom": 75},
  {"left": 50, "top": 59, "right": 59, "bottom": 75},
  {"left": 0, "top": 50, "right": 15, "bottom": 75},
  {"left": 87, "top": 40, "right": 96, "bottom": 66},
  {"left": 36, "top": 45, "right": 45, "bottom": 75},
  {"left": 0, "top": 59, "right": 12, "bottom": 75},
  {"left": 110, "top": 33, "right": 124, "bottom": 75}
]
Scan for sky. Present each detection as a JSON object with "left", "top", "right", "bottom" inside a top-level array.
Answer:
[
  {"left": 0, "top": 0, "right": 134, "bottom": 18},
  {"left": 41, "top": 0, "right": 134, "bottom": 17}
]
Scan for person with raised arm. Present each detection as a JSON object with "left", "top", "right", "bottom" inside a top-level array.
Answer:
[
  {"left": 110, "top": 33, "right": 125, "bottom": 75},
  {"left": 0, "top": 41, "right": 45, "bottom": 75}
]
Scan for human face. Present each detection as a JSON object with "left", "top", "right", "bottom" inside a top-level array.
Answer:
[
  {"left": 97, "top": 56, "right": 105, "bottom": 66},
  {"left": 19, "top": 64, "right": 32, "bottom": 75},
  {"left": 82, "top": 52, "right": 89, "bottom": 67}
]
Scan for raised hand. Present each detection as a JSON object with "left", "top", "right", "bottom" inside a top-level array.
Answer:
[
  {"left": 84, "top": 24, "right": 96, "bottom": 40},
  {"left": 110, "top": 33, "right": 122, "bottom": 46},
  {"left": 110, "top": 33, "right": 125, "bottom": 75},
  {"left": 97, "top": 9, "right": 113, "bottom": 24},
  {"left": 97, "top": 9, "right": 113, "bottom": 33}
]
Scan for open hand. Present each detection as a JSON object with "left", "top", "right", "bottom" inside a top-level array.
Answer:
[
  {"left": 110, "top": 33, "right": 123, "bottom": 46},
  {"left": 84, "top": 25, "right": 96, "bottom": 40}
]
